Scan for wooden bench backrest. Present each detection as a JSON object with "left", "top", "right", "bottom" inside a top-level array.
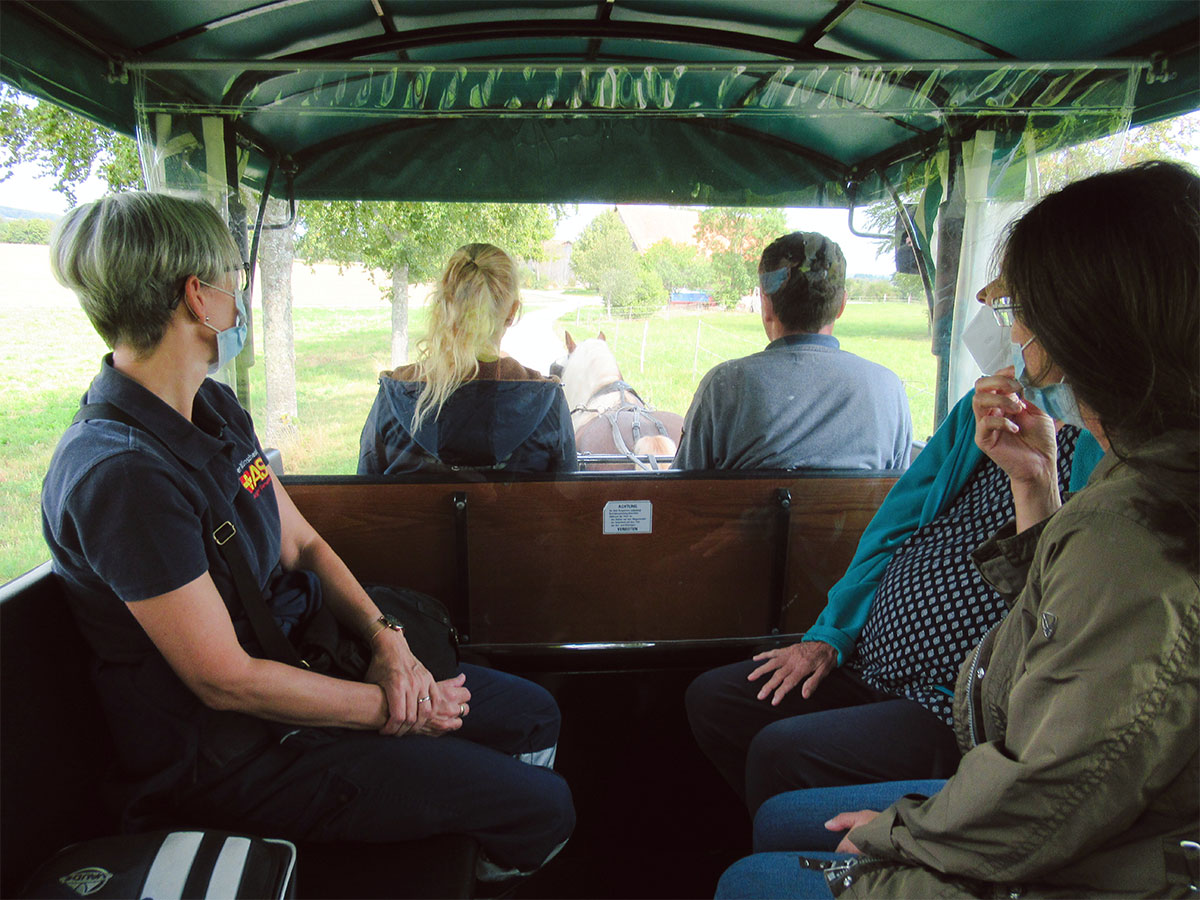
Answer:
[{"left": 283, "top": 473, "right": 897, "bottom": 645}]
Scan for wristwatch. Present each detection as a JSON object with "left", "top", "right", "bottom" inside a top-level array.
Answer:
[{"left": 368, "top": 613, "right": 404, "bottom": 640}]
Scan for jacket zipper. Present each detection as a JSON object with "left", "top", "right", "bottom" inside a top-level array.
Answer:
[
  {"left": 823, "top": 856, "right": 890, "bottom": 896},
  {"left": 965, "top": 636, "right": 986, "bottom": 747}
]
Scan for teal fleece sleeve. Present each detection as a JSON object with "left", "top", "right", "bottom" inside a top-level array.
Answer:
[{"left": 803, "top": 392, "right": 984, "bottom": 663}]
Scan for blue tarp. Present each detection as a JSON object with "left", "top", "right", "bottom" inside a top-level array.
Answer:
[{"left": 669, "top": 291, "right": 713, "bottom": 305}]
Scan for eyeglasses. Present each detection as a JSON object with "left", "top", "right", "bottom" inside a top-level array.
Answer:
[
  {"left": 197, "top": 263, "right": 250, "bottom": 295},
  {"left": 989, "top": 297, "right": 1021, "bottom": 328}
]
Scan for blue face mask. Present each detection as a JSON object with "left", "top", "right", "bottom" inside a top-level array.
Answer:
[
  {"left": 199, "top": 282, "right": 249, "bottom": 375},
  {"left": 1010, "top": 336, "right": 1086, "bottom": 428}
]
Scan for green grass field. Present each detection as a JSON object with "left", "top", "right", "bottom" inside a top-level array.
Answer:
[{"left": 1, "top": 299, "right": 934, "bottom": 584}]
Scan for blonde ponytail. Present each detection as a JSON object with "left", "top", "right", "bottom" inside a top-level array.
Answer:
[{"left": 411, "top": 243, "right": 520, "bottom": 431}]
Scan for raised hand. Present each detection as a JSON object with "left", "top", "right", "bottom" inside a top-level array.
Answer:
[{"left": 973, "top": 367, "right": 1061, "bottom": 530}]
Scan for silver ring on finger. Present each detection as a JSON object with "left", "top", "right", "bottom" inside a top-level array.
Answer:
[
  {"left": 460, "top": 704, "right": 466, "bottom": 716},
  {"left": 418, "top": 696, "right": 430, "bottom": 703}
]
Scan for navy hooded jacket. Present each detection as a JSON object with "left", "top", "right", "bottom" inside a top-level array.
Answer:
[{"left": 358, "top": 358, "right": 578, "bottom": 475}]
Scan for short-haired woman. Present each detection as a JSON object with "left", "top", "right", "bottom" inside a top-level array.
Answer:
[
  {"left": 715, "top": 161, "right": 1199, "bottom": 898},
  {"left": 359, "top": 242, "right": 577, "bottom": 474},
  {"left": 41, "top": 193, "right": 573, "bottom": 880}
]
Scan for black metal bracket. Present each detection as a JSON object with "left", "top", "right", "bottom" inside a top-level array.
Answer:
[
  {"left": 451, "top": 491, "right": 470, "bottom": 643},
  {"left": 769, "top": 488, "right": 792, "bottom": 634}
]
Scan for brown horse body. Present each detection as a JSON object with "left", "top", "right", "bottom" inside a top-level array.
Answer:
[{"left": 559, "top": 332, "right": 684, "bottom": 470}]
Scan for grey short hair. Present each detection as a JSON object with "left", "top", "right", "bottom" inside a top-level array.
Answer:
[{"left": 50, "top": 192, "right": 242, "bottom": 353}]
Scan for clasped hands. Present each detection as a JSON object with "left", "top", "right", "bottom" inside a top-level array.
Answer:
[{"left": 365, "top": 635, "right": 469, "bottom": 737}]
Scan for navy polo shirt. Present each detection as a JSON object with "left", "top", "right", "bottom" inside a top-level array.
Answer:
[
  {"left": 42, "top": 357, "right": 316, "bottom": 815},
  {"left": 42, "top": 356, "right": 317, "bottom": 662}
]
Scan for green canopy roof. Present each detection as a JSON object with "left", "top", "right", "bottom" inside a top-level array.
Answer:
[{"left": 2, "top": 1, "right": 1197, "bottom": 205}]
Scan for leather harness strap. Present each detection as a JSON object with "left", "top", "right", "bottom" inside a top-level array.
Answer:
[
  {"left": 572, "top": 379, "right": 672, "bottom": 470},
  {"left": 584, "top": 379, "right": 644, "bottom": 409}
]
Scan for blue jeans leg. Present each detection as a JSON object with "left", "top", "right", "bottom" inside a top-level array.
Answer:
[
  {"left": 716, "top": 852, "right": 847, "bottom": 899},
  {"left": 753, "top": 780, "right": 947, "bottom": 852},
  {"left": 744, "top": 697, "right": 959, "bottom": 816}
]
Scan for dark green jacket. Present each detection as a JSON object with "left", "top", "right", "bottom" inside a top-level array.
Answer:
[{"left": 835, "top": 432, "right": 1199, "bottom": 899}]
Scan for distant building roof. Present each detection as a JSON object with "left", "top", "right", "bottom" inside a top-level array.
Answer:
[{"left": 616, "top": 205, "right": 701, "bottom": 253}]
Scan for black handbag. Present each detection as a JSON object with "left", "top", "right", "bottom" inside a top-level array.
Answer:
[
  {"left": 292, "top": 585, "right": 461, "bottom": 682},
  {"left": 20, "top": 830, "right": 296, "bottom": 900}
]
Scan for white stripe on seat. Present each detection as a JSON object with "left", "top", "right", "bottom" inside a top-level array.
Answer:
[
  {"left": 205, "top": 836, "right": 251, "bottom": 899},
  {"left": 142, "top": 831, "right": 203, "bottom": 900}
]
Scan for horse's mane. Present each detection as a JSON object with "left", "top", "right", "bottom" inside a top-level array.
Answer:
[{"left": 561, "top": 338, "right": 622, "bottom": 411}]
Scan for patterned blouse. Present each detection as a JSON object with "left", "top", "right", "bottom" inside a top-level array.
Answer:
[{"left": 847, "top": 426, "right": 1080, "bottom": 726}]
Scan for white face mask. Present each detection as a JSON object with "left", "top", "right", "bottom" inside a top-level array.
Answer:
[{"left": 962, "top": 304, "right": 1012, "bottom": 375}]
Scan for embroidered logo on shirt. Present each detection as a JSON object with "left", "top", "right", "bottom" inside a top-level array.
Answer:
[
  {"left": 238, "top": 453, "right": 272, "bottom": 498},
  {"left": 1041, "top": 612, "right": 1058, "bottom": 639}
]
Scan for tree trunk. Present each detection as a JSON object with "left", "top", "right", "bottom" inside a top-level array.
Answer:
[
  {"left": 390, "top": 262, "right": 410, "bottom": 367},
  {"left": 260, "top": 197, "right": 300, "bottom": 450}
]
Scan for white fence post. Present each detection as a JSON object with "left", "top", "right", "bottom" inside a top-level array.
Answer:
[{"left": 640, "top": 318, "right": 650, "bottom": 373}]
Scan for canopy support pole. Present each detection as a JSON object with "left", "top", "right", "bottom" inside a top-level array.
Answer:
[{"left": 930, "top": 135, "right": 965, "bottom": 428}]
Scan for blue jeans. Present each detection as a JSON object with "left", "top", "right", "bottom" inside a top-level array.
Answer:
[
  {"left": 716, "top": 851, "right": 847, "bottom": 899},
  {"left": 716, "top": 781, "right": 947, "bottom": 899},
  {"left": 754, "top": 780, "right": 947, "bottom": 851},
  {"left": 177, "top": 663, "right": 574, "bottom": 873}
]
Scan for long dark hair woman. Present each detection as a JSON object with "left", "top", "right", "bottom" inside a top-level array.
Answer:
[{"left": 715, "top": 160, "right": 1198, "bottom": 899}]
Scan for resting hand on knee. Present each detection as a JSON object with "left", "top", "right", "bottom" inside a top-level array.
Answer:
[
  {"left": 748, "top": 641, "right": 837, "bottom": 705},
  {"left": 825, "top": 809, "right": 879, "bottom": 854}
]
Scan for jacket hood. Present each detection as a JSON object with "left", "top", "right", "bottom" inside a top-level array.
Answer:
[{"left": 375, "top": 377, "right": 565, "bottom": 466}]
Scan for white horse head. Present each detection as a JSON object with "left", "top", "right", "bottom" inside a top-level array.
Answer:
[{"left": 559, "top": 331, "right": 621, "bottom": 412}]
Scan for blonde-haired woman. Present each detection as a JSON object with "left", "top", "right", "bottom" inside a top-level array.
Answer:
[{"left": 359, "top": 243, "right": 577, "bottom": 474}]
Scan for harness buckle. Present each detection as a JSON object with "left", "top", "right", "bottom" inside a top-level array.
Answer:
[{"left": 212, "top": 521, "right": 237, "bottom": 545}]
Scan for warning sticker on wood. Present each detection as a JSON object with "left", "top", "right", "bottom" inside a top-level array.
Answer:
[{"left": 602, "top": 500, "right": 652, "bottom": 534}]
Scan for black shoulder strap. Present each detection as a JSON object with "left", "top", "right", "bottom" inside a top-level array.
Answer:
[
  {"left": 73, "top": 400, "right": 305, "bottom": 668},
  {"left": 74, "top": 401, "right": 146, "bottom": 431}
]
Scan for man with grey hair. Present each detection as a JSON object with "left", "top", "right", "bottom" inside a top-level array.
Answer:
[{"left": 673, "top": 231, "right": 912, "bottom": 471}]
